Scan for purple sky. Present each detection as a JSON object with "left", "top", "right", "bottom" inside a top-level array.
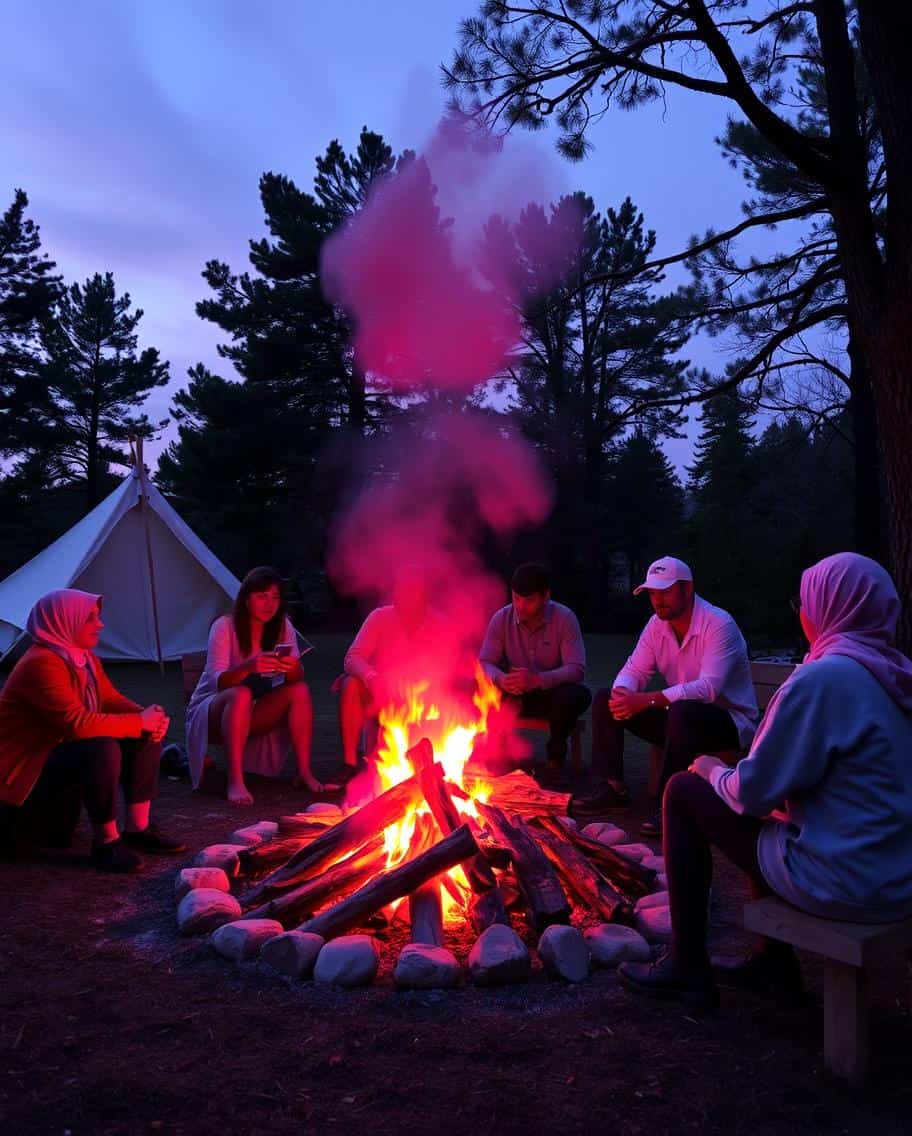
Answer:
[{"left": 1, "top": 0, "right": 764, "bottom": 477}]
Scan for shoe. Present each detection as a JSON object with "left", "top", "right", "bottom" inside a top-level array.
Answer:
[
  {"left": 714, "top": 948, "right": 804, "bottom": 998},
  {"left": 534, "top": 761, "right": 569, "bottom": 791},
  {"left": 121, "top": 823, "right": 187, "bottom": 855},
  {"left": 639, "top": 811, "right": 662, "bottom": 838},
  {"left": 90, "top": 838, "right": 144, "bottom": 874},
  {"left": 569, "top": 783, "right": 632, "bottom": 819},
  {"left": 618, "top": 948, "right": 719, "bottom": 1012}
]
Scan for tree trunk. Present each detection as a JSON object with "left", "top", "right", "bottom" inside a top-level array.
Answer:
[{"left": 846, "top": 335, "right": 885, "bottom": 561}]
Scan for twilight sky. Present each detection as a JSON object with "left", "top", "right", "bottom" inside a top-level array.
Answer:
[{"left": 1, "top": 0, "right": 758, "bottom": 475}]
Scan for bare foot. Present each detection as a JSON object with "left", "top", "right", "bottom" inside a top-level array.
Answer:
[
  {"left": 293, "top": 776, "right": 341, "bottom": 794},
  {"left": 227, "top": 782, "right": 254, "bottom": 805}
]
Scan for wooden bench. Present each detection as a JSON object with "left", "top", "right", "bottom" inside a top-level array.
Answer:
[
  {"left": 744, "top": 896, "right": 912, "bottom": 1082},
  {"left": 647, "top": 660, "right": 795, "bottom": 798}
]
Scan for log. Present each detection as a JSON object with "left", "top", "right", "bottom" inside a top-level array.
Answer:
[
  {"left": 237, "top": 832, "right": 325, "bottom": 874},
  {"left": 476, "top": 803, "right": 570, "bottom": 931},
  {"left": 409, "top": 882, "right": 444, "bottom": 946},
  {"left": 298, "top": 824, "right": 479, "bottom": 941},
  {"left": 534, "top": 816, "right": 656, "bottom": 898},
  {"left": 474, "top": 770, "right": 571, "bottom": 818},
  {"left": 240, "top": 775, "right": 423, "bottom": 905},
  {"left": 240, "top": 838, "right": 386, "bottom": 926},
  {"left": 528, "top": 821, "right": 630, "bottom": 923}
]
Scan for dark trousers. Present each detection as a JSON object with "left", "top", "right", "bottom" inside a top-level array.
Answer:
[
  {"left": 518, "top": 683, "right": 591, "bottom": 765},
  {"left": 591, "top": 690, "right": 739, "bottom": 798},
  {"left": 663, "top": 770, "right": 773, "bottom": 974},
  {"left": 29, "top": 736, "right": 162, "bottom": 827}
]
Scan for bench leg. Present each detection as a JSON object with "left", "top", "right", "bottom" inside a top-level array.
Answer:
[{"left": 824, "top": 959, "right": 868, "bottom": 1084}]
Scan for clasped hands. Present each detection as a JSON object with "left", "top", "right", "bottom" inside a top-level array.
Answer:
[
  {"left": 140, "top": 703, "right": 170, "bottom": 742},
  {"left": 499, "top": 667, "right": 543, "bottom": 695}
]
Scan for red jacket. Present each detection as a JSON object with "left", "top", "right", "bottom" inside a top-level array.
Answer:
[{"left": 0, "top": 645, "right": 143, "bottom": 806}]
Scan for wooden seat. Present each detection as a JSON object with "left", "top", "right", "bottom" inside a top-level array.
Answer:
[
  {"left": 518, "top": 717, "right": 585, "bottom": 777},
  {"left": 744, "top": 896, "right": 912, "bottom": 1082}
]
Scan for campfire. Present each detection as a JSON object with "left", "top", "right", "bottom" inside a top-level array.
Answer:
[{"left": 178, "top": 670, "right": 665, "bottom": 985}]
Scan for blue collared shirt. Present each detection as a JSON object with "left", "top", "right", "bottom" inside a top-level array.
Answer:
[{"left": 479, "top": 600, "right": 586, "bottom": 690}]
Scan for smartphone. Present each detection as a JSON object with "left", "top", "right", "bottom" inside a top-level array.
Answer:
[{"left": 274, "top": 643, "right": 294, "bottom": 658}]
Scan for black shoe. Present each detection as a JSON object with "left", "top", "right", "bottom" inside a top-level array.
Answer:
[
  {"left": 618, "top": 949, "right": 719, "bottom": 1012},
  {"left": 121, "top": 823, "right": 187, "bottom": 855},
  {"left": 90, "top": 838, "right": 144, "bottom": 874},
  {"left": 534, "top": 761, "right": 569, "bottom": 791},
  {"left": 639, "top": 811, "right": 662, "bottom": 838},
  {"left": 714, "top": 948, "right": 804, "bottom": 998},
  {"left": 568, "top": 783, "right": 631, "bottom": 819}
]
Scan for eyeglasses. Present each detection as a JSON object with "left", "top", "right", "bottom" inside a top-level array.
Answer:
[{"left": 789, "top": 594, "right": 802, "bottom": 614}]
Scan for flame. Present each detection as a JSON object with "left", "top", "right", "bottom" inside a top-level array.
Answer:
[{"left": 373, "top": 665, "right": 500, "bottom": 920}]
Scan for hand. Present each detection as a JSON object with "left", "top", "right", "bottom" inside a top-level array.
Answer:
[
  {"left": 505, "top": 668, "right": 541, "bottom": 695},
  {"left": 608, "top": 687, "right": 650, "bottom": 720},
  {"left": 140, "top": 704, "right": 168, "bottom": 738},
  {"left": 274, "top": 654, "right": 298, "bottom": 675},
  {"left": 690, "top": 754, "right": 726, "bottom": 782},
  {"left": 251, "top": 651, "right": 283, "bottom": 675}
]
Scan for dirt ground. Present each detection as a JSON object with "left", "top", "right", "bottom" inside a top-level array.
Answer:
[{"left": 1, "top": 635, "right": 910, "bottom": 1135}]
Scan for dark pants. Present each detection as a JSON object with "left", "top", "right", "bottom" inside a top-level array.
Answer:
[
  {"left": 518, "top": 683, "right": 591, "bottom": 765},
  {"left": 591, "top": 691, "right": 739, "bottom": 798},
  {"left": 29, "top": 736, "right": 162, "bottom": 827},
  {"left": 664, "top": 771, "right": 776, "bottom": 974}
]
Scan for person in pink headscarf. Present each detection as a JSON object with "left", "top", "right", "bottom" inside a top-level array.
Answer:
[
  {"left": 0, "top": 589, "right": 185, "bottom": 872},
  {"left": 617, "top": 553, "right": 912, "bottom": 1011}
]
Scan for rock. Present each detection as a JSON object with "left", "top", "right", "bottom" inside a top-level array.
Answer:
[
  {"left": 635, "top": 904, "right": 673, "bottom": 943},
  {"left": 260, "top": 931, "right": 325, "bottom": 978},
  {"left": 613, "top": 842, "right": 653, "bottom": 863},
  {"left": 211, "top": 919, "right": 283, "bottom": 961},
  {"left": 177, "top": 888, "right": 242, "bottom": 935},
  {"left": 641, "top": 854, "right": 665, "bottom": 874},
  {"left": 193, "top": 844, "right": 240, "bottom": 875},
  {"left": 468, "top": 924, "right": 531, "bottom": 986},
  {"left": 174, "top": 867, "right": 230, "bottom": 903},
  {"left": 313, "top": 935, "right": 379, "bottom": 987},
  {"left": 580, "top": 823, "right": 627, "bottom": 847},
  {"left": 305, "top": 802, "right": 344, "bottom": 818},
  {"left": 538, "top": 924, "right": 589, "bottom": 982},
  {"left": 585, "top": 924, "right": 652, "bottom": 967},
  {"left": 635, "top": 890, "right": 670, "bottom": 912},
  {"left": 656, "top": 873, "right": 668, "bottom": 889},
  {"left": 227, "top": 821, "right": 279, "bottom": 847},
  {"left": 394, "top": 944, "right": 460, "bottom": 989},
  {"left": 556, "top": 816, "right": 578, "bottom": 832}
]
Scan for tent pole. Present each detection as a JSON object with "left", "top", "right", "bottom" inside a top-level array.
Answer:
[{"left": 134, "top": 438, "right": 166, "bottom": 676}]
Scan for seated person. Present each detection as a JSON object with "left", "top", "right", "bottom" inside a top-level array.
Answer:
[
  {"left": 186, "top": 566, "right": 332, "bottom": 805},
  {"left": 618, "top": 553, "right": 912, "bottom": 1011},
  {"left": 0, "top": 589, "right": 184, "bottom": 873},
  {"left": 337, "top": 565, "right": 447, "bottom": 775},
  {"left": 479, "top": 562, "right": 591, "bottom": 788},
  {"left": 573, "top": 556, "right": 758, "bottom": 837}
]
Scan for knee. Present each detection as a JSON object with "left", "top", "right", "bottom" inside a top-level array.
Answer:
[
  {"left": 340, "top": 675, "right": 367, "bottom": 703},
  {"left": 86, "top": 737, "right": 123, "bottom": 775},
  {"left": 225, "top": 685, "right": 253, "bottom": 714},
  {"left": 288, "top": 682, "right": 312, "bottom": 709},
  {"left": 663, "top": 769, "right": 705, "bottom": 813}
]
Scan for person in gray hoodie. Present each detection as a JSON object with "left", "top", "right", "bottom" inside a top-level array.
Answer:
[{"left": 618, "top": 552, "right": 912, "bottom": 1010}]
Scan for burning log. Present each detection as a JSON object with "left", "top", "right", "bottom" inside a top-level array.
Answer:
[
  {"left": 475, "top": 770, "right": 571, "bottom": 819},
  {"left": 240, "top": 838, "right": 386, "bottom": 926},
  {"left": 236, "top": 832, "right": 326, "bottom": 874},
  {"left": 528, "top": 821, "right": 630, "bottom": 924},
  {"left": 476, "top": 802, "right": 570, "bottom": 931},
  {"left": 534, "top": 816, "right": 656, "bottom": 899},
  {"left": 298, "top": 824, "right": 478, "bottom": 941},
  {"left": 240, "top": 776, "right": 423, "bottom": 905}
]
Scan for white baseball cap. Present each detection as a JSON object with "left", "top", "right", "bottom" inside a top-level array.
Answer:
[{"left": 633, "top": 556, "right": 693, "bottom": 595}]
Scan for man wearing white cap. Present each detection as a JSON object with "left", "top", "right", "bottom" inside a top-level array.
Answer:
[{"left": 571, "top": 556, "right": 758, "bottom": 836}]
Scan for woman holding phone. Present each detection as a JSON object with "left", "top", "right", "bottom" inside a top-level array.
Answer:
[{"left": 186, "top": 566, "right": 336, "bottom": 804}]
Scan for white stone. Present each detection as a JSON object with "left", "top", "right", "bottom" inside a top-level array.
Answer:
[
  {"left": 193, "top": 844, "right": 240, "bottom": 875},
  {"left": 211, "top": 919, "right": 283, "bottom": 961},
  {"left": 585, "top": 924, "right": 652, "bottom": 967},
  {"left": 468, "top": 924, "right": 531, "bottom": 986},
  {"left": 556, "top": 816, "right": 578, "bottom": 832},
  {"left": 260, "top": 931, "right": 325, "bottom": 978},
  {"left": 313, "top": 935, "right": 379, "bottom": 987},
  {"left": 394, "top": 944, "right": 460, "bottom": 989},
  {"left": 581, "top": 823, "right": 627, "bottom": 847},
  {"left": 641, "top": 854, "right": 665, "bottom": 874},
  {"left": 174, "top": 867, "right": 231, "bottom": 903},
  {"left": 538, "top": 924, "right": 589, "bottom": 982},
  {"left": 227, "top": 821, "right": 279, "bottom": 847},
  {"left": 635, "top": 905, "right": 673, "bottom": 943},
  {"left": 305, "top": 802, "right": 344, "bottom": 818},
  {"left": 656, "top": 873, "right": 668, "bottom": 889},
  {"left": 177, "top": 888, "right": 242, "bottom": 935},
  {"left": 614, "top": 842, "right": 653, "bottom": 863},
  {"left": 635, "top": 890, "right": 670, "bottom": 912}
]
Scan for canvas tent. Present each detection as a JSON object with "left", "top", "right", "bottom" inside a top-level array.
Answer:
[{"left": 0, "top": 456, "right": 241, "bottom": 662}]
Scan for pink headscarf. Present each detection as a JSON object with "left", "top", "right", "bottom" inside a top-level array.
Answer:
[
  {"left": 26, "top": 589, "right": 103, "bottom": 669},
  {"left": 801, "top": 553, "right": 912, "bottom": 712}
]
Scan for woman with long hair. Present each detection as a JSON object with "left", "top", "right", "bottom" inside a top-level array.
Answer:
[
  {"left": 0, "top": 590, "right": 185, "bottom": 872},
  {"left": 186, "top": 566, "right": 335, "bottom": 804}
]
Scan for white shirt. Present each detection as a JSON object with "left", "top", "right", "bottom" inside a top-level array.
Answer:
[{"left": 614, "top": 595, "right": 759, "bottom": 748}]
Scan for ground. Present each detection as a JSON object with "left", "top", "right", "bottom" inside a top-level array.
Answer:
[{"left": 1, "top": 635, "right": 910, "bottom": 1135}]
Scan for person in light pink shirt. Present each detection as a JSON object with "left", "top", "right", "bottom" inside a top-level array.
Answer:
[{"left": 572, "top": 556, "right": 758, "bottom": 836}]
